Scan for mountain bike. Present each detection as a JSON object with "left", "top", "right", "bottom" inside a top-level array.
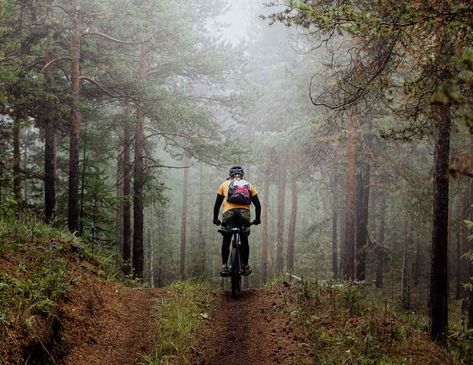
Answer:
[{"left": 218, "top": 223, "right": 252, "bottom": 298}]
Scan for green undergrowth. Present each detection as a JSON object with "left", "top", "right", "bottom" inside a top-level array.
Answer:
[
  {"left": 292, "top": 278, "right": 459, "bottom": 365},
  {"left": 143, "top": 280, "right": 212, "bottom": 365},
  {"left": 0, "top": 215, "right": 77, "bottom": 331},
  {"left": 0, "top": 214, "right": 119, "bottom": 334}
]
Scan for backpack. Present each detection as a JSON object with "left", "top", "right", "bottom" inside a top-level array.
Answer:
[{"left": 227, "top": 179, "right": 252, "bottom": 204}]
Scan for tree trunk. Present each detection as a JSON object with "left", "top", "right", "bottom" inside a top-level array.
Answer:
[
  {"left": 132, "top": 45, "right": 150, "bottom": 278},
  {"left": 197, "top": 163, "right": 206, "bottom": 277},
  {"left": 376, "top": 193, "right": 386, "bottom": 289},
  {"left": 401, "top": 216, "right": 411, "bottom": 310},
  {"left": 455, "top": 191, "right": 463, "bottom": 299},
  {"left": 133, "top": 109, "right": 145, "bottom": 278},
  {"left": 355, "top": 161, "right": 370, "bottom": 281},
  {"left": 286, "top": 175, "right": 297, "bottom": 274},
  {"left": 13, "top": 117, "right": 21, "bottom": 204},
  {"left": 430, "top": 103, "right": 451, "bottom": 344},
  {"left": 68, "top": 3, "right": 81, "bottom": 232},
  {"left": 44, "top": 108, "right": 56, "bottom": 223},
  {"left": 117, "top": 131, "right": 124, "bottom": 254},
  {"left": 179, "top": 154, "right": 190, "bottom": 279},
  {"left": 43, "top": 0, "right": 56, "bottom": 224},
  {"left": 123, "top": 122, "right": 132, "bottom": 275},
  {"left": 329, "top": 172, "right": 340, "bottom": 278},
  {"left": 79, "top": 131, "right": 87, "bottom": 235},
  {"left": 261, "top": 170, "right": 270, "bottom": 284},
  {"left": 341, "top": 106, "right": 358, "bottom": 280},
  {"left": 275, "top": 155, "right": 287, "bottom": 273}
]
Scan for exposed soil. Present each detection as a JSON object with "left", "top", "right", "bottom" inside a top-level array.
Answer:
[
  {"left": 191, "top": 285, "right": 313, "bottom": 365},
  {"left": 1, "top": 245, "right": 162, "bottom": 365},
  {"left": 57, "top": 280, "right": 161, "bottom": 365}
]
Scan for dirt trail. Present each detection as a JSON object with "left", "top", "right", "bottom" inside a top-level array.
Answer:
[{"left": 191, "top": 286, "right": 313, "bottom": 365}]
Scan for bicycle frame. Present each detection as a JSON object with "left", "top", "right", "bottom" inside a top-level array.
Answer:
[{"left": 218, "top": 224, "right": 250, "bottom": 298}]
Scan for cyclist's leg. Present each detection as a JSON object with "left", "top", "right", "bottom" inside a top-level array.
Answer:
[
  {"left": 221, "top": 234, "right": 231, "bottom": 265},
  {"left": 221, "top": 210, "right": 234, "bottom": 266},
  {"left": 240, "top": 233, "right": 249, "bottom": 265}
]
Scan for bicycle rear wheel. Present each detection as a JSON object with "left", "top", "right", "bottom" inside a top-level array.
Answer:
[{"left": 230, "top": 247, "right": 241, "bottom": 298}]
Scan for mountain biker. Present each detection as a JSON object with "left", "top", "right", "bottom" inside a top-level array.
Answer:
[{"left": 213, "top": 165, "right": 261, "bottom": 276}]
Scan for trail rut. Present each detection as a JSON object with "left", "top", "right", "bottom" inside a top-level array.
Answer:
[{"left": 191, "top": 286, "right": 313, "bottom": 365}]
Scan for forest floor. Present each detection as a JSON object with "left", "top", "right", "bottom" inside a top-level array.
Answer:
[{"left": 0, "top": 218, "right": 460, "bottom": 365}]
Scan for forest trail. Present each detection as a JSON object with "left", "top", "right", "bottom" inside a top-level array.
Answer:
[{"left": 191, "top": 285, "right": 313, "bottom": 365}]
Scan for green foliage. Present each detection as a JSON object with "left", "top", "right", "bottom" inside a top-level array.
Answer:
[
  {"left": 0, "top": 214, "right": 73, "bottom": 330},
  {"left": 292, "top": 278, "right": 449, "bottom": 365},
  {"left": 144, "top": 280, "right": 212, "bottom": 364}
]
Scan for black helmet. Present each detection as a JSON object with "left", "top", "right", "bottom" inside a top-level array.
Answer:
[{"left": 229, "top": 165, "right": 244, "bottom": 178}]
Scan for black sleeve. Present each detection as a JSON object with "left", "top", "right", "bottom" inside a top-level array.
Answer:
[
  {"left": 251, "top": 195, "right": 261, "bottom": 221},
  {"left": 213, "top": 194, "right": 224, "bottom": 220}
]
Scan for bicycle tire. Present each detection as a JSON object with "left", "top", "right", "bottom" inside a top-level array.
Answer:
[{"left": 230, "top": 246, "right": 241, "bottom": 298}]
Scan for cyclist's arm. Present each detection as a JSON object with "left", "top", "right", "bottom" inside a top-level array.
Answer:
[
  {"left": 251, "top": 195, "right": 261, "bottom": 221},
  {"left": 213, "top": 194, "right": 224, "bottom": 221}
]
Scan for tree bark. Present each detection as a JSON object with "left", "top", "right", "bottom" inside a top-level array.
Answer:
[
  {"left": 261, "top": 169, "right": 270, "bottom": 284},
  {"left": 275, "top": 155, "right": 287, "bottom": 273},
  {"left": 179, "top": 154, "right": 190, "bottom": 279},
  {"left": 43, "top": 0, "right": 56, "bottom": 224},
  {"left": 133, "top": 108, "right": 145, "bottom": 278},
  {"left": 430, "top": 103, "right": 451, "bottom": 344},
  {"left": 197, "top": 163, "right": 206, "bottom": 277},
  {"left": 68, "top": 2, "right": 81, "bottom": 232},
  {"left": 455, "top": 191, "right": 463, "bottom": 299},
  {"left": 376, "top": 193, "right": 386, "bottom": 288},
  {"left": 355, "top": 161, "right": 370, "bottom": 281},
  {"left": 13, "top": 117, "right": 21, "bottom": 204},
  {"left": 286, "top": 174, "right": 297, "bottom": 274},
  {"left": 401, "top": 216, "right": 411, "bottom": 310},
  {"left": 123, "top": 122, "right": 132, "bottom": 275},
  {"left": 341, "top": 106, "right": 358, "bottom": 280},
  {"left": 79, "top": 130, "right": 87, "bottom": 235},
  {"left": 44, "top": 96, "right": 56, "bottom": 223}
]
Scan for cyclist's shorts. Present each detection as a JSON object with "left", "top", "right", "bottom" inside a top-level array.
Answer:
[{"left": 222, "top": 208, "right": 250, "bottom": 228}]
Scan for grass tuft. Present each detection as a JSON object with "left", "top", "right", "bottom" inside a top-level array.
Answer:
[{"left": 144, "top": 280, "right": 212, "bottom": 365}]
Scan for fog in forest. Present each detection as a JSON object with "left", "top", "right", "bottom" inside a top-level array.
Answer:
[{"left": 1, "top": 0, "right": 473, "bottom": 353}]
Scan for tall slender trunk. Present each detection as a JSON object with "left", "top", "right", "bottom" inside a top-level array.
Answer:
[
  {"left": 355, "top": 161, "right": 370, "bottom": 281},
  {"left": 68, "top": 2, "right": 81, "bottom": 232},
  {"left": 376, "top": 193, "right": 386, "bottom": 288},
  {"left": 133, "top": 109, "right": 145, "bottom": 278},
  {"left": 179, "top": 154, "right": 190, "bottom": 279},
  {"left": 44, "top": 0, "right": 55, "bottom": 224},
  {"left": 413, "top": 228, "right": 421, "bottom": 287},
  {"left": 44, "top": 105, "right": 56, "bottom": 223},
  {"left": 330, "top": 174, "right": 338, "bottom": 278},
  {"left": 117, "top": 132, "right": 124, "bottom": 253},
  {"left": 275, "top": 155, "right": 287, "bottom": 273},
  {"left": 132, "top": 45, "right": 149, "bottom": 278},
  {"left": 13, "top": 117, "right": 21, "bottom": 204},
  {"left": 455, "top": 192, "right": 463, "bottom": 299},
  {"left": 261, "top": 171, "right": 270, "bottom": 284},
  {"left": 123, "top": 122, "right": 131, "bottom": 274},
  {"left": 430, "top": 103, "right": 451, "bottom": 344},
  {"left": 401, "top": 216, "right": 411, "bottom": 310},
  {"left": 197, "top": 163, "right": 206, "bottom": 277},
  {"left": 79, "top": 131, "right": 87, "bottom": 235},
  {"left": 341, "top": 106, "right": 358, "bottom": 280},
  {"left": 286, "top": 174, "right": 297, "bottom": 274}
]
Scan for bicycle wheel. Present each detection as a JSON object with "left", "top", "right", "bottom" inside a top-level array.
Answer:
[{"left": 230, "top": 247, "right": 241, "bottom": 298}]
